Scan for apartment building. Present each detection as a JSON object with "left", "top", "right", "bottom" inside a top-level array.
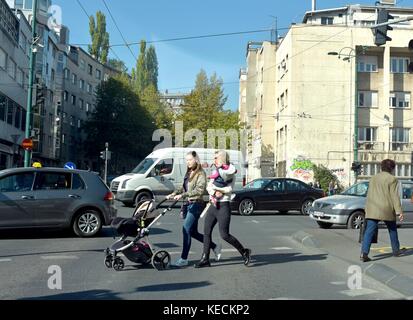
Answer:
[
  {"left": 0, "top": 0, "right": 31, "bottom": 169},
  {"left": 240, "top": 2, "right": 413, "bottom": 187}
]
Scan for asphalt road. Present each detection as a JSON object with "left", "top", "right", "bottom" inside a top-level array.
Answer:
[{"left": 0, "top": 202, "right": 406, "bottom": 300}]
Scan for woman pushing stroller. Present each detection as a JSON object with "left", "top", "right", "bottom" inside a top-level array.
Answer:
[{"left": 166, "top": 150, "right": 222, "bottom": 267}]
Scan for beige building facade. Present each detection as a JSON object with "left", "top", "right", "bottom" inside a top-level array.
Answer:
[{"left": 240, "top": 3, "right": 413, "bottom": 187}]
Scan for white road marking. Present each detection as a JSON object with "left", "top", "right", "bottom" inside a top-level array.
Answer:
[
  {"left": 270, "top": 247, "right": 292, "bottom": 250},
  {"left": 222, "top": 249, "right": 238, "bottom": 252},
  {"left": 41, "top": 255, "right": 79, "bottom": 260},
  {"left": 251, "top": 220, "right": 259, "bottom": 224},
  {"left": 0, "top": 258, "right": 12, "bottom": 262},
  {"left": 339, "top": 288, "right": 378, "bottom": 297},
  {"left": 330, "top": 281, "right": 346, "bottom": 286}
]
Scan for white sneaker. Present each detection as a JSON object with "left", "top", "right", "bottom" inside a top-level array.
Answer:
[
  {"left": 213, "top": 243, "right": 222, "bottom": 261},
  {"left": 173, "top": 258, "right": 189, "bottom": 267}
]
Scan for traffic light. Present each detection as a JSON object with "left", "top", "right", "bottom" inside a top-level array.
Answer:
[
  {"left": 351, "top": 162, "right": 362, "bottom": 175},
  {"left": 100, "top": 151, "right": 106, "bottom": 160},
  {"left": 374, "top": 8, "right": 393, "bottom": 46}
]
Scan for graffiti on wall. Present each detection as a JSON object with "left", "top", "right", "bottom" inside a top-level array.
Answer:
[
  {"left": 289, "top": 159, "right": 314, "bottom": 182},
  {"left": 331, "top": 168, "right": 348, "bottom": 182}
]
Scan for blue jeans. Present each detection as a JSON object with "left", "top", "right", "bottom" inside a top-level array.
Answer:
[
  {"left": 361, "top": 219, "right": 400, "bottom": 255},
  {"left": 181, "top": 202, "right": 216, "bottom": 260}
]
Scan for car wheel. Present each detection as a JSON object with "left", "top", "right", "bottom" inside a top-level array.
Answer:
[
  {"left": 134, "top": 191, "right": 153, "bottom": 206},
  {"left": 317, "top": 221, "right": 333, "bottom": 229},
  {"left": 73, "top": 209, "right": 102, "bottom": 237},
  {"left": 347, "top": 211, "right": 365, "bottom": 229},
  {"left": 239, "top": 199, "right": 254, "bottom": 216},
  {"left": 301, "top": 199, "right": 313, "bottom": 215}
]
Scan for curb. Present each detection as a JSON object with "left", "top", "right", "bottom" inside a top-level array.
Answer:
[
  {"left": 364, "top": 263, "right": 413, "bottom": 298},
  {"left": 291, "top": 231, "right": 321, "bottom": 249}
]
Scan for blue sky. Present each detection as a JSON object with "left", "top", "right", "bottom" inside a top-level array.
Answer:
[{"left": 53, "top": 0, "right": 413, "bottom": 111}]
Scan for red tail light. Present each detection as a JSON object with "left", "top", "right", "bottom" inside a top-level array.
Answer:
[
  {"left": 104, "top": 192, "right": 114, "bottom": 201},
  {"left": 243, "top": 177, "right": 246, "bottom": 187}
]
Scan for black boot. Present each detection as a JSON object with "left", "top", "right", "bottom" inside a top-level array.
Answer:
[
  {"left": 242, "top": 248, "right": 251, "bottom": 266},
  {"left": 194, "top": 254, "right": 210, "bottom": 268},
  {"left": 360, "top": 253, "right": 371, "bottom": 262}
]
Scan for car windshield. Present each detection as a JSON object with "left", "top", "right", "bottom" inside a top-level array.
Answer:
[
  {"left": 131, "top": 158, "right": 157, "bottom": 174},
  {"left": 244, "top": 178, "right": 272, "bottom": 189},
  {"left": 341, "top": 182, "right": 369, "bottom": 197}
]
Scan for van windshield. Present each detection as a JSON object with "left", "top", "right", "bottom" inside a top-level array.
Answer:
[{"left": 132, "top": 158, "right": 157, "bottom": 174}]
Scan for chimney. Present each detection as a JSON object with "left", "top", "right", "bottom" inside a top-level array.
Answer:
[{"left": 312, "top": 0, "right": 316, "bottom": 11}]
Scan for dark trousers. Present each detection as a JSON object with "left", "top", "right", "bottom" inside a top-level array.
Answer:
[
  {"left": 361, "top": 219, "right": 400, "bottom": 255},
  {"left": 203, "top": 202, "right": 245, "bottom": 257},
  {"left": 182, "top": 202, "right": 216, "bottom": 260}
]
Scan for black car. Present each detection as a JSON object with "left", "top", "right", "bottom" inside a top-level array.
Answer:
[{"left": 230, "top": 178, "right": 325, "bottom": 215}]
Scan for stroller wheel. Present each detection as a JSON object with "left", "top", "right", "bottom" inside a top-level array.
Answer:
[
  {"left": 113, "top": 257, "right": 125, "bottom": 271},
  {"left": 104, "top": 255, "right": 113, "bottom": 268},
  {"left": 151, "top": 250, "right": 171, "bottom": 271}
]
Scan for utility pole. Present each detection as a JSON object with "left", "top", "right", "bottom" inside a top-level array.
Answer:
[
  {"left": 104, "top": 142, "right": 109, "bottom": 185},
  {"left": 24, "top": 0, "right": 38, "bottom": 167}
]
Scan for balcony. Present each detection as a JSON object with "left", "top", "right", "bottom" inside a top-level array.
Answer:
[
  {"left": 358, "top": 141, "right": 385, "bottom": 151},
  {"left": 390, "top": 142, "right": 413, "bottom": 152}
]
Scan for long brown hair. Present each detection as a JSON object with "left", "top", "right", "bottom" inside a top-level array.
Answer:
[{"left": 186, "top": 151, "right": 202, "bottom": 181}]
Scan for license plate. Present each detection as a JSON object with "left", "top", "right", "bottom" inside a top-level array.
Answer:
[{"left": 313, "top": 211, "right": 325, "bottom": 217}]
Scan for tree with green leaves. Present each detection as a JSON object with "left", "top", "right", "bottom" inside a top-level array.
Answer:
[
  {"left": 107, "top": 58, "right": 128, "bottom": 73},
  {"left": 146, "top": 45, "right": 158, "bottom": 91},
  {"left": 176, "top": 69, "right": 240, "bottom": 148},
  {"left": 82, "top": 76, "right": 156, "bottom": 172},
  {"left": 141, "top": 84, "right": 174, "bottom": 130},
  {"left": 131, "top": 41, "right": 159, "bottom": 95},
  {"left": 88, "top": 11, "right": 109, "bottom": 64},
  {"left": 312, "top": 164, "right": 342, "bottom": 193}
]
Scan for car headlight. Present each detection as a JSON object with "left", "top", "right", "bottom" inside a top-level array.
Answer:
[
  {"left": 121, "top": 179, "right": 131, "bottom": 188},
  {"left": 332, "top": 203, "right": 346, "bottom": 210},
  {"left": 230, "top": 194, "right": 237, "bottom": 201}
]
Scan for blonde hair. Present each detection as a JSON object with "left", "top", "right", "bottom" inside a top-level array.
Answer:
[
  {"left": 186, "top": 151, "right": 202, "bottom": 180},
  {"left": 215, "top": 150, "right": 230, "bottom": 165}
]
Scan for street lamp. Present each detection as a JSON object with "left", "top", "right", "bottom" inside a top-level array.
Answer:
[
  {"left": 24, "top": 0, "right": 39, "bottom": 167},
  {"left": 328, "top": 47, "right": 359, "bottom": 183}
]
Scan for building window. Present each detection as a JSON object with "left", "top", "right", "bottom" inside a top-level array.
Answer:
[
  {"left": 79, "top": 99, "right": 84, "bottom": 110},
  {"left": 64, "top": 68, "right": 69, "bottom": 79},
  {"left": 79, "top": 79, "right": 85, "bottom": 90},
  {"left": 358, "top": 91, "right": 378, "bottom": 108},
  {"left": 51, "top": 68, "right": 55, "bottom": 81},
  {"left": 358, "top": 56, "right": 378, "bottom": 72},
  {"left": 71, "top": 95, "right": 76, "bottom": 105},
  {"left": 104, "top": 73, "right": 109, "bottom": 81},
  {"left": 70, "top": 116, "right": 74, "bottom": 126},
  {"left": 80, "top": 59, "right": 85, "bottom": 70},
  {"left": 7, "top": 102, "right": 14, "bottom": 125},
  {"left": 62, "top": 133, "right": 66, "bottom": 144},
  {"left": 87, "top": 83, "right": 92, "bottom": 93},
  {"left": 390, "top": 128, "right": 410, "bottom": 151},
  {"left": 321, "top": 17, "right": 334, "bottom": 25},
  {"left": 71, "top": 73, "right": 77, "bottom": 85},
  {"left": 88, "top": 64, "right": 92, "bottom": 75},
  {"left": 8, "top": 59, "right": 16, "bottom": 79},
  {"left": 63, "top": 91, "right": 68, "bottom": 101},
  {"left": 0, "top": 47, "right": 6, "bottom": 70},
  {"left": 0, "top": 95, "right": 6, "bottom": 121},
  {"left": 62, "top": 112, "right": 67, "bottom": 123},
  {"left": 17, "top": 68, "right": 23, "bottom": 87},
  {"left": 390, "top": 92, "right": 410, "bottom": 108},
  {"left": 391, "top": 57, "right": 409, "bottom": 73},
  {"left": 86, "top": 102, "right": 90, "bottom": 112},
  {"left": 96, "top": 69, "right": 101, "bottom": 80},
  {"left": 358, "top": 127, "right": 377, "bottom": 142},
  {"left": 77, "top": 119, "right": 81, "bottom": 128}
]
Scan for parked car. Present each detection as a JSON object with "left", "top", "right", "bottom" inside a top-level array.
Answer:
[
  {"left": 230, "top": 178, "right": 325, "bottom": 215},
  {"left": 0, "top": 167, "right": 117, "bottom": 237},
  {"left": 309, "top": 181, "right": 413, "bottom": 229}
]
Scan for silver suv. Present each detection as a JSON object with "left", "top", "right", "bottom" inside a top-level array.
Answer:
[{"left": 0, "top": 167, "right": 117, "bottom": 237}]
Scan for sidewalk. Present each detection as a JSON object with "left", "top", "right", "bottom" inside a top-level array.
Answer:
[{"left": 292, "top": 227, "right": 413, "bottom": 298}]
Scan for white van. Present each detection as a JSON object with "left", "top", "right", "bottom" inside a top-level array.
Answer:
[{"left": 111, "top": 148, "right": 246, "bottom": 206}]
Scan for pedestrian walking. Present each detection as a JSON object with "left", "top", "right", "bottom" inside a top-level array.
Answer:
[
  {"left": 360, "top": 159, "right": 406, "bottom": 262},
  {"left": 194, "top": 150, "right": 251, "bottom": 268},
  {"left": 166, "top": 151, "right": 221, "bottom": 267}
]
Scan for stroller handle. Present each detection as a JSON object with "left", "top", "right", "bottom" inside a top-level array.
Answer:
[{"left": 154, "top": 197, "right": 180, "bottom": 210}]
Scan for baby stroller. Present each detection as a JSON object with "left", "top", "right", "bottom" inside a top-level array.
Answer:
[{"left": 104, "top": 198, "right": 179, "bottom": 271}]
